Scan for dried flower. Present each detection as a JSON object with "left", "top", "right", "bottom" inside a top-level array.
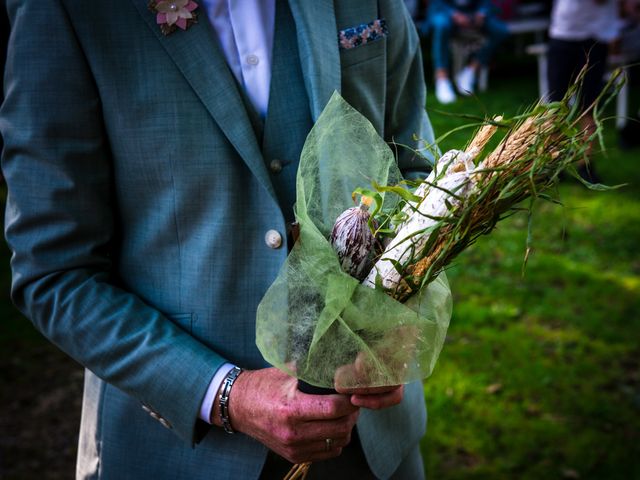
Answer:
[{"left": 148, "top": 0, "right": 198, "bottom": 36}]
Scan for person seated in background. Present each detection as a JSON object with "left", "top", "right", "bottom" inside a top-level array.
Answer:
[{"left": 428, "top": 0, "right": 509, "bottom": 104}]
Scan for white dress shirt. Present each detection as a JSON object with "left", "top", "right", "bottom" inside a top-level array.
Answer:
[
  {"left": 203, "top": 0, "right": 276, "bottom": 117},
  {"left": 549, "top": 0, "right": 620, "bottom": 43},
  {"left": 198, "top": 0, "right": 276, "bottom": 424}
]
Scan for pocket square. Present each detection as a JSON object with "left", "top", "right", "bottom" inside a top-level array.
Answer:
[{"left": 338, "top": 19, "right": 388, "bottom": 50}]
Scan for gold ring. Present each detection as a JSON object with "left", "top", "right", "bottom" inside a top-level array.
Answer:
[{"left": 325, "top": 438, "right": 334, "bottom": 452}]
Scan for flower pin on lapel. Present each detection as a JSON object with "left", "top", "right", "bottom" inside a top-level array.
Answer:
[{"left": 148, "top": 0, "right": 198, "bottom": 36}]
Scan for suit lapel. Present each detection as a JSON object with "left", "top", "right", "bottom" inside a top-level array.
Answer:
[
  {"left": 130, "top": 0, "right": 276, "bottom": 201},
  {"left": 287, "top": 0, "right": 341, "bottom": 121}
]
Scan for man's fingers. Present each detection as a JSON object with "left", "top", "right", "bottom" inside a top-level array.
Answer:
[
  {"left": 297, "top": 412, "right": 359, "bottom": 443},
  {"left": 349, "top": 385, "right": 404, "bottom": 410},
  {"left": 336, "top": 384, "right": 402, "bottom": 395},
  {"left": 277, "top": 421, "right": 355, "bottom": 464},
  {"left": 293, "top": 393, "right": 359, "bottom": 420},
  {"left": 293, "top": 428, "right": 353, "bottom": 451},
  {"left": 334, "top": 351, "right": 377, "bottom": 389}
]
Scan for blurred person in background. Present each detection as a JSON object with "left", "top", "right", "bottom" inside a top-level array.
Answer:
[
  {"left": 547, "top": 0, "right": 621, "bottom": 181},
  {"left": 617, "top": 0, "right": 640, "bottom": 149},
  {"left": 427, "top": 0, "right": 509, "bottom": 104}
]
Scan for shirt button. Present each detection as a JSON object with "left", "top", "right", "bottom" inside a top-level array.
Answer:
[
  {"left": 265, "top": 230, "right": 283, "bottom": 249},
  {"left": 269, "top": 159, "right": 283, "bottom": 173},
  {"left": 246, "top": 54, "right": 259, "bottom": 66}
]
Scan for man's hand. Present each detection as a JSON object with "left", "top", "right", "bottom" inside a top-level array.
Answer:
[{"left": 215, "top": 368, "right": 360, "bottom": 464}]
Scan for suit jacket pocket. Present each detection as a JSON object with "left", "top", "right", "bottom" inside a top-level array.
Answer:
[{"left": 340, "top": 37, "right": 385, "bottom": 69}]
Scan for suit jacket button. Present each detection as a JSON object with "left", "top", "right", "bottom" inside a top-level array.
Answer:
[
  {"left": 269, "top": 159, "right": 283, "bottom": 173},
  {"left": 265, "top": 230, "right": 283, "bottom": 249}
]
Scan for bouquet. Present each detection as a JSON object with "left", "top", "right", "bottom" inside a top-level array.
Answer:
[
  {"left": 256, "top": 92, "right": 453, "bottom": 392},
  {"left": 256, "top": 70, "right": 620, "bottom": 478}
]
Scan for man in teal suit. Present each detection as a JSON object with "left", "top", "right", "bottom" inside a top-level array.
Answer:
[{"left": 1, "top": 0, "right": 435, "bottom": 478}]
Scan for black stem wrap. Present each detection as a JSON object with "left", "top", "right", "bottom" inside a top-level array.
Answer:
[{"left": 297, "top": 380, "right": 337, "bottom": 395}]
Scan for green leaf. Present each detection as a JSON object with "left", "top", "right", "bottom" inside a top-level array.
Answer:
[{"left": 371, "top": 181, "right": 422, "bottom": 203}]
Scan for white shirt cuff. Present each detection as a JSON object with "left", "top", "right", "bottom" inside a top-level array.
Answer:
[{"left": 199, "top": 362, "right": 236, "bottom": 424}]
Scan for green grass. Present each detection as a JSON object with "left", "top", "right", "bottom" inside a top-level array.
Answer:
[{"left": 420, "top": 72, "right": 640, "bottom": 478}]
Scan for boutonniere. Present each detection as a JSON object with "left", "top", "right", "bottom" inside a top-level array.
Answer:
[{"left": 148, "top": 0, "right": 199, "bottom": 36}]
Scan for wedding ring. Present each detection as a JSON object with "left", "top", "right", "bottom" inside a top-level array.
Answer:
[{"left": 325, "top": 438, "right": 334, "bottom": 452}]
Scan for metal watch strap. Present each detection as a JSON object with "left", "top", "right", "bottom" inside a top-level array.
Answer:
[{"left": 218, "top": 366, "right": 242, "bottom": 434}]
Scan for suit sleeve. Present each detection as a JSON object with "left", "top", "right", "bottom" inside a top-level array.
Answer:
[
  {"left": 1, "top": 0, "right": 224, "bottom": 445},
  {"left": 382, "top": 0, "right": 438, "bottom": 179}
]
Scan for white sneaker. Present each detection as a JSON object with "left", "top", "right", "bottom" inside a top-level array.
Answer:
[
  {"left": 456, "top": 66, "right": 476, "bottom": 96},
  {"left": 435, "top": 78, "right": 456, "bottom": 104}
]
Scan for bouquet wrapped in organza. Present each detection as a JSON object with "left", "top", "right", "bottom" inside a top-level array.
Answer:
[
  {"left": 256, "top": 71, "right": 619, "bottom": 391},
  {"left": 256, "top": 92, "right": 453, "bottom": 390}
]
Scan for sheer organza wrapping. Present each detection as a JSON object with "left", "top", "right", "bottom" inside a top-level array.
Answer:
[{"left": 256, "top": 92, "right": 452, "bottom": 388}]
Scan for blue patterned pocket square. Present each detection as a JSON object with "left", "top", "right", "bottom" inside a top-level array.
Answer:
[{"left": 338, "top": 19, "right": 388, "bottom": 50}]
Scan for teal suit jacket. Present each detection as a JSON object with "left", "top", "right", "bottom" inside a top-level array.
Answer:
[{"left": 1, "top": 0, "right": 435, "bottom": 478}]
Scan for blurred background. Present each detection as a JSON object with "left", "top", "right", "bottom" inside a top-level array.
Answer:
[{"left": 1, "top": 0, "right": 639, "bottom": 478}]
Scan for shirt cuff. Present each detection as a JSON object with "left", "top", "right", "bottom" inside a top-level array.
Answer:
[{"left": 199, "top": 362, "right": 236, "bottom": 424}]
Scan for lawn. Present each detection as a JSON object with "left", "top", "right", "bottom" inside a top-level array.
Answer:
[
  {"left": 420, "top": 66, "right": 640, "bottom": 478},
  {"left": 0, "top": 61, "right": 638, "bottom": 478}
]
